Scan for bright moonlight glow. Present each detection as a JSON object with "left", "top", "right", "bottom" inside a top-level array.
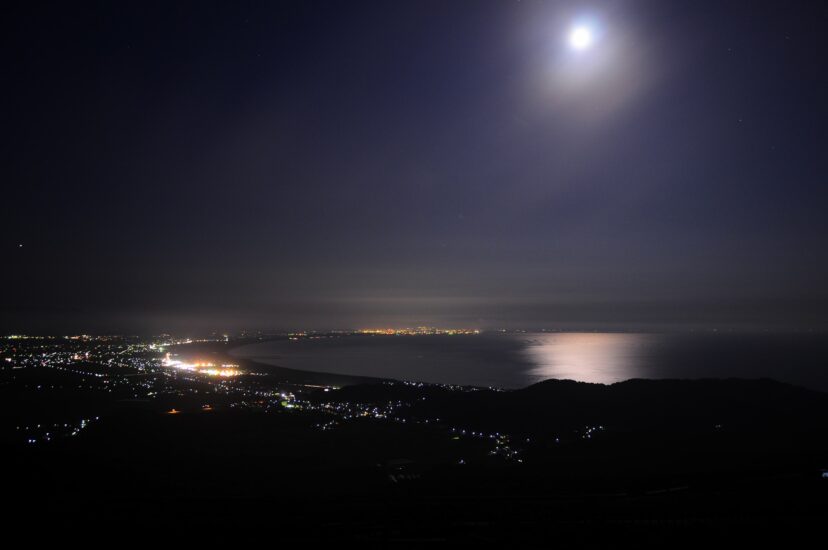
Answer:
[{"left": 569, "top": 26, "right": 593, "bottom": 50}]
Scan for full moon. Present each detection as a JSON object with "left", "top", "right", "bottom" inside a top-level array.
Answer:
[{"left": 569, "top": 26, "right": 593, "bottom": 50}]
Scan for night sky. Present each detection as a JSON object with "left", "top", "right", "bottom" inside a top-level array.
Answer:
[{"left": 3, "top": 0, "right": 827, "bottom": 334}]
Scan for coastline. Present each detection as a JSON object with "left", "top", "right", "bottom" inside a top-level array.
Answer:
[{"left": 171, "top": 338, "right": 390, "bottom": 388}]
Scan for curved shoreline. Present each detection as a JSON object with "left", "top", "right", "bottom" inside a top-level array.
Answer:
[
  {"left": 227, "top": 333, "right": 536, "bottom": 389},
  {"left": 172, "top": 338, "right": 391, "bottom": 387},
  {"left": 226, "top": 340, "right": 420, "bottom": 388}
]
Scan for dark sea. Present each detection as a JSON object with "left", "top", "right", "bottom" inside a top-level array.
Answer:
[{"left": 230, "top": 332, "right": 828, "bottom": 391}]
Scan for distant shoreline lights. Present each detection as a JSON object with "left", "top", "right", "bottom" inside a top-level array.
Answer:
[{"left": 358, "top": 327, "right": 480, "bottom": 336}]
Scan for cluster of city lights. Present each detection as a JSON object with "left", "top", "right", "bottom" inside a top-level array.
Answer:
[{"left": 161, "top": 354, "right": 241, "bottom": 377}]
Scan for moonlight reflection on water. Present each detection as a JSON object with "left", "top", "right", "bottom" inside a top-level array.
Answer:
[{"left": 521, "top": 333, "right": 654, "bottom": 385}]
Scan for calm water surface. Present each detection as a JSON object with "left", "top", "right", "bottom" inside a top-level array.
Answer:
[{"left": 231, "top": 333, "right": 828, "bottom": 391}]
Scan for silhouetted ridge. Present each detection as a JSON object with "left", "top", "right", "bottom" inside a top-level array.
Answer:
[{"left": 314, "top": 378, "right": 828, "bottom": 440}]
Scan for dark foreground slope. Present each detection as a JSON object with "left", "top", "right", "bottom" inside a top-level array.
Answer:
[
  {"left": 4, "top": 377, "right": 828, "bottom": 545},
  {"left": 331, "top": 377, "right": 828, "bottom": 435}
]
